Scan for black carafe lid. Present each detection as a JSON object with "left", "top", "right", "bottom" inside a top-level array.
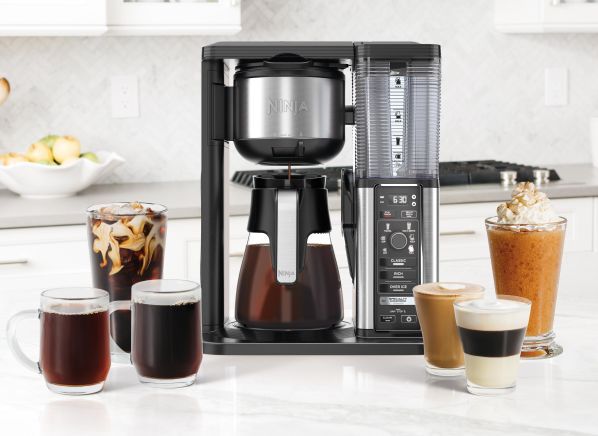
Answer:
[{"left": 247, "top": 174, "right": 331, "bottom": 285}]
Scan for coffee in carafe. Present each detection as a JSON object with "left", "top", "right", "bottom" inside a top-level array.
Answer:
[{"left": 235, "top": 175, "right": 343, "bottom": 330}]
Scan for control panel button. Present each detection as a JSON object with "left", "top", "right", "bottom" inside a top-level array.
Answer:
[
  {"left": 380, "top": 296, "right": 415, "bottom": 306},
  {"left": 389, "top": 232, "right": 408, "bottom": 250},
  {"left": 379, "top": 315, "right": 396, "bottom": 324},
  {"left": 401, "top": 315, "right": 418, "bottom": 324},
  {"left": 380, "top": 270, "right": 419, "bottom": 281},
  {"left": 379, "top": 283, "right": 410, "bottom": 293},
  {"left": 379, "top": 258, "right": 417, "bottom": 268}
]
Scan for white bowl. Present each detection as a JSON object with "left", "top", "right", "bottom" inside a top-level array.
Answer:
[{"left": 0, "top": 151, "right": 125, "bottom": 198}]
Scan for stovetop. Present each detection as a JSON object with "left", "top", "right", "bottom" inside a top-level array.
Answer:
[
  {"left": 439, "top": 160, "right": 560, "bottom": 186},
  {"left": 231, "top": 160, "right": 561, "bottom": 191}
]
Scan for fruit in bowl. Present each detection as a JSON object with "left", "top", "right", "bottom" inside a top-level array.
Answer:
[{"left": 0, "top": 135, "right": 125, "bottom": 198}]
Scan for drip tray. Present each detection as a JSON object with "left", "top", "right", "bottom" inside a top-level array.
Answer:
[{"left": 203, "top": 322, "right": 423, "bottom": 355}]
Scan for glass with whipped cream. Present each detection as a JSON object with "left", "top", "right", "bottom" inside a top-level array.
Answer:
[
  {"left": 486, "top": 182, "right": 566, "bottom": 359},
  {"left": 87, "top": 202, "right": 167, "bottom": 363},
  {"left": 454, "top": 296, "right": 531, "bottom": 396}
]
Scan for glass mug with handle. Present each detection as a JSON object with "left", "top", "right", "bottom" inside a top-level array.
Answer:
[
  {"left": 109, "top": 279, "right": 203, "bottom": 388},
  {"left": 6, "top": 288, "right": 111, "bottom": 395}
]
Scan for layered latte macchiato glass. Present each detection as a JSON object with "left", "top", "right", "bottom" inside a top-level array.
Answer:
[{"left": 454, "top": 296, "right": 531, "bottom": 396}]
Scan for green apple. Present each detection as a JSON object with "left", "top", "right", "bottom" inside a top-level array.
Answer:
[
  {"left": 80, "top": 152, "right": 99, "bottom": 163},
  {"left": 38, "top": 135, "right": 60, "bottom": 149},
  {"left": 52, "top": 136, "right": 81, "bottom": 164},
  {"left": 25, "top": 142, "right": 53, "bottom": 163}
]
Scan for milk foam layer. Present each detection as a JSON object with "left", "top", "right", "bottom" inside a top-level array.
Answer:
[
  {"left": 455, "top": 298, "right": 530, "bottom": 331},
  {"left": 497, "top": 182, "right": 559, "bottom": 224},
  {"left": 414, "top": 282, "right": 485, "bottom": 297}
]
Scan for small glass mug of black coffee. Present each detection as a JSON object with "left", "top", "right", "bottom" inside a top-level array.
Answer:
[
  {"left": 109, "top": 279, "right": 203, "bottom": 388},
  {"left": 6, "top": 288, "right": 111, "bottom": 395}
]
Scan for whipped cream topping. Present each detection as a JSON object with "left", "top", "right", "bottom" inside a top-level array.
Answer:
[{"left": 497, "top": 182, "right": 559, "bottom": 224}]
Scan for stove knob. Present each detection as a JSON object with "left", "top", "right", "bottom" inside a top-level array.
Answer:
[{"left": 390, "top": 232, "right": 408, "bottom": 250}]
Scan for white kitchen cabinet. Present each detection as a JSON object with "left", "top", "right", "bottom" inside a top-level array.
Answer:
[
  {"left": 163, "top": 218, "right": 201, "bottom": 280},
  {"left": 0, "top": 0, "right": 107, "bottom": 36},
  {"left": 0, "top": 0, "right": 240, "bottom": 37},
  {"left": 495, "top": 0, "right": 598, "bottom": 33},
  {"left": 592, "top": 198, "right": 598, "bottom": 252},
  {"left": 106, "top": 0, "right": 241, "bottom": 35},
  {"left": 0, "top": 224, "right": 90, "bottom": 336}
]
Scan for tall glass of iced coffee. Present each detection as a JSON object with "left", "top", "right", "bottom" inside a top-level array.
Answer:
[
  {"left": 486, "top": 182, "right": 566, "bottom": 359},
  {"left": 87, "top": 202, "right": 167, "bottom": 363}
]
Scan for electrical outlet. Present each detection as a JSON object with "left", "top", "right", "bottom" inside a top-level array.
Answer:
[
  {"left": 544, "top": 68, "right": 568, "bottom": 106},
  {"left": 111, "top": 75, "right": 139, "bottom": 118}
]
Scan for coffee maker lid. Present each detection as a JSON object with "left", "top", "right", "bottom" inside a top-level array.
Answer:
[{"left": 252, "top": 174, "right": 326, "bottom": 190}]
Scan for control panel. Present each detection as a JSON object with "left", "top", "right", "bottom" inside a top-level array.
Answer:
[{"left": 374, "top": 184, "right": 421, "bottom": 332}]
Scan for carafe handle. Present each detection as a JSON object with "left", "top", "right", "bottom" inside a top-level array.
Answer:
[
  {"left": 276, "top": 189, "right": 298, "bottom": 284},
  {"left": 6, "top": 309, "right": 42, "bottom": 374}
]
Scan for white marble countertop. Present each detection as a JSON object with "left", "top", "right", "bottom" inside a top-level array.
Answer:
[
  {"left": 2, "top": 164, "right": 598, "bottom": 229},
  {"left": 1, "top": 250, "right": 596, "bottom": 436}
]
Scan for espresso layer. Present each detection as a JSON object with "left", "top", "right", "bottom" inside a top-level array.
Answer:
[{"left": 458, "top": 327, "right": 526, "bottom": 357}]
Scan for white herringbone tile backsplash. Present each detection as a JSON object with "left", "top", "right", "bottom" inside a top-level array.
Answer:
[{"left": 1, "top": 0, "right": 598, "bottom": 184}]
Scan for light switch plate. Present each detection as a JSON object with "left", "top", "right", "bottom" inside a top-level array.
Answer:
[
  {"left": 111, "top": 75, "right": 139, "bottom": 118},
  {"left": 544, "top": 68, "right": 568, "bottom": 106}
]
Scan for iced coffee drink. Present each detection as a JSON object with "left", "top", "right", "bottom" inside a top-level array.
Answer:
[
  {"left": 414, "top": 283, "right": 484, "bottom": 376},
  {"left": 87, "top": 202, "right": 167, "bottom": 362},
  {"left": 486, "top": 182, "right": 566, "bottom": 359}
]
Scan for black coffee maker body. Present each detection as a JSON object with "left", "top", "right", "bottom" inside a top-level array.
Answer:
[{"left": 201, "top": 42, "right": 441, "bottom": 354}]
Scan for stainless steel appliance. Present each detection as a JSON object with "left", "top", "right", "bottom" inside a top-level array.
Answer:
[{"left": 201, "top": 42, "right": 441, "bottom": 354}]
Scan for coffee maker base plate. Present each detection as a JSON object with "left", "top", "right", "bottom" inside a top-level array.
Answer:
[{"left": 202, "top": 322, "right": 423, "bottom": 355}]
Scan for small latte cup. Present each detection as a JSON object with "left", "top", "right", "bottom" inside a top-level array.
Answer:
[{"left": 454, "top": 296, "right": 531, "bottom": 396}]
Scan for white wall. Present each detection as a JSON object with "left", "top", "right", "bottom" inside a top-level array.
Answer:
[{"left": 1, "top": 0, "right": 597, "bottom": 183}]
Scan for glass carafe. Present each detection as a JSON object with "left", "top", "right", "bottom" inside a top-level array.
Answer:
[
  {"left": 236, "top": 232, "right": 343, "bottom": 330},
  {"left": 235, "top": 174, "right": 343, "bottom": 330}
]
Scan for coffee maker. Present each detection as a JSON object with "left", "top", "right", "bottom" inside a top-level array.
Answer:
[{"left": 201, "top": 42, "right": 441, "bottom": 354}]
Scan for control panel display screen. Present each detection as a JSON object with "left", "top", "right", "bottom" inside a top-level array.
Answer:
[{"left": 388, "top": 195, "right": 408, "bottom": 205}]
